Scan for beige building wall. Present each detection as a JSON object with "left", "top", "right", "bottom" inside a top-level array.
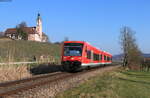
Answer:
[{"left": 28, "top": 34, "right": 41, "bottom": 42}]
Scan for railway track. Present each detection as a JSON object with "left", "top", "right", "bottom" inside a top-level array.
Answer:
[
  {"left": 0, "top": 72, "right": 71, "bottom": 97},
  {"left": 0, "top": 65, "right": 120, "bottom": 97}
]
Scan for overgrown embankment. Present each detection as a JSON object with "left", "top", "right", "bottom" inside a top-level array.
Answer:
[
  {"left": 0, "top": 40, "right": 61, "bottom": 82},
  {"left": 0, "top": 40, "right": 61, "bottom": 63},
  {"left": 0, "top": 65, "right": 31, "bottom": 83},
  {"left": 57, "top": 69, "right": 150, "bottom": 98}
]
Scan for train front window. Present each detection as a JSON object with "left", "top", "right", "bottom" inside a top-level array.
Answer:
[{"left": 64, "top": 43, "right": 83, "bottom": 56}]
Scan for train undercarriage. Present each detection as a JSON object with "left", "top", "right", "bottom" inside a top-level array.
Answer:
[{"left": 62, "top": 61, "right": 82, "bottom": 72}]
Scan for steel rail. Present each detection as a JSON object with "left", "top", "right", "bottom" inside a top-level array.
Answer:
[
  {"left": 0, "top": 72, "right": 71, "bottom": 97},
  {"left": 0, "top": 72, "right": 62, "bottom": 88}
]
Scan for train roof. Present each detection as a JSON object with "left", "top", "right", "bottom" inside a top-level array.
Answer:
[
  {"left": 63, "top": 41, "right": 112, "bottom": 56},
  {"left": 64, "top": 41, "right": 85, "bottom": 44}
]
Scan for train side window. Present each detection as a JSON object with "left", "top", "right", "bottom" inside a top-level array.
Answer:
[
  {"left": 87, "top": 50, "right": 91, "bottom": 59},
  {"left": 93, "top": 53, "right": 99, "bottom": 61},
  {"left": 97, "top": 54, "right": 100, "bottom": 61},
  {"left": 99, "top": 54, "right": 102, "bottom": 61},
  {"left": 104, "top": 56, "right": 106, "bottom": 61},
  {"left": 110, "top": 57, "right": 112, "bottom": 61},
  {"left": 107, "top": 57, "right": 110, "bottom": 61},
  {"left": 94, "top": 53, "right": 96, "bottom": 61},
  {"left": 109, "top": 57, "right": 111, "bottom": 61}
]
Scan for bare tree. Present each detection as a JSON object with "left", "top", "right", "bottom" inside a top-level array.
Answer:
[
  {"left": 120, "top": 26, "right": 143, "bottom": 69},
  {"left": 16, "top": 21, "right": 27, "bottom": 28}
]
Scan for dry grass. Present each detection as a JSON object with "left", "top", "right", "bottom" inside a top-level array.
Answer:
[
  {"left": 0, "top": 40, "right": 61, "bottom": 63},
  {"left": 0, "top": 65, "right": 31, "bottom": 83}
]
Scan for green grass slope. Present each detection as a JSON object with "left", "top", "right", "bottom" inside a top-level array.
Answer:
[
  {"left": 0, "top": 40, "right": 61, "bottom": 63},
  {"left": 57, "top": 69, "right": 150, "bottom": 98}
]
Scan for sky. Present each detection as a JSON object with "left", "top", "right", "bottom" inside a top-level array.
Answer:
[{"left": 0, "top": 0, "right": 150, "bottom": 55}]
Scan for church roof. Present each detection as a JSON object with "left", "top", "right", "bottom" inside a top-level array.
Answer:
[{"left": 5, "top": 27, "right": 38, "bottom": 34}]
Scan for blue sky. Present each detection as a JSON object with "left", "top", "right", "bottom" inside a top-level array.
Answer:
[{"left": 0, "top": 0, "right": 150, "bottom": 55}]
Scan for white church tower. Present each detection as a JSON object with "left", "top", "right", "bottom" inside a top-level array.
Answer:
[{"left": 36, "top": 13, "right": 43, "bottom": 41}]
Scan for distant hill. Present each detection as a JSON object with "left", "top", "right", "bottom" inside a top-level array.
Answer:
[
  {"left": 143, "top": 54, "right": 150, "bottom": 58},
  {"left": 112, "top": 54, "right": 123, "bottom": 61},
  {"left": 113, "top": 53, "right": 150, "bottom": 61}
]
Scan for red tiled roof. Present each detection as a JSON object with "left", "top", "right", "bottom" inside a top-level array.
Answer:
[{"left": 5, "top": 27, "right": 38, "bottom": 34}]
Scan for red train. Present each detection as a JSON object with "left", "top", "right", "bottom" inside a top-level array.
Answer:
[{"left": 61, "top": 41, "right": 112, "bottom": 72}]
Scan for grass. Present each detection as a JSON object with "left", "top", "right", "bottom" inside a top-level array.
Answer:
[
  {"left": 57, "top": 69, "right": 150, "bottom": 98},
  {"left": 0, "top": 40, "right": 61, "bottom": 63}
]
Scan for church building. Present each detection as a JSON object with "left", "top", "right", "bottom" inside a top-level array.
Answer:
[{"left": 5, "top": 13, "right": 48, "bottom": 42}]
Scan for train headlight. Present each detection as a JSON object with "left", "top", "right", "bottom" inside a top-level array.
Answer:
[
  {"left": 78, "top": 57, "right": 81, "bottom": 59},
  {"left": 71, "top": 57, "right": 74, "bottom": 60}
]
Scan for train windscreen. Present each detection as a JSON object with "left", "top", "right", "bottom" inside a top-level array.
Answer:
[{"left": 64, "top": 43, "right": 83, "bottom": 56}]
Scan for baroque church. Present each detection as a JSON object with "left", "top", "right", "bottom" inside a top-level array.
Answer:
[{"left": 5, "top": 13, "right": 48, "bottom": 42}]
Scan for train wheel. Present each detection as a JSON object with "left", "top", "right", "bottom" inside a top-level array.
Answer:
[
  {"left": 87, "top": 66, "right": 91, "bottom": 70},
  {"left": 62, "top": 64, "right": 70, "bottom": 72},
  {"left": 62, "top": 64, "right": 75, "bottom": 72}
]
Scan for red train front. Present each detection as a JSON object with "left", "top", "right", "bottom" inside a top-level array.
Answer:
[{"left": 61, "top": 41, "right": 112, "bottom": 72}]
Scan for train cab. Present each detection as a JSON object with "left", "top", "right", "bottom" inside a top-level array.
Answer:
[{"left": 61, "top": 41, "right": 84, "bottom": 71}]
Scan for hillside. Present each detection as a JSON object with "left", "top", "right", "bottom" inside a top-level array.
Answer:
[{"left": 0, "top": 40, "right": 61, "bottom": 63}]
